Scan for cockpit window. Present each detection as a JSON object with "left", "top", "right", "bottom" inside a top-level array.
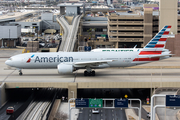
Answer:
[{"left": 8, "top": 58, "right": 12, "bottom": 60}]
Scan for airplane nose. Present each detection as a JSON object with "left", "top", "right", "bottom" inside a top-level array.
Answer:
[
  {"left": 5, "top": 60, "right": 9, "bottom": 65},
  {"left": 5, "top": 60, "right": 12, "bottom": 66}
]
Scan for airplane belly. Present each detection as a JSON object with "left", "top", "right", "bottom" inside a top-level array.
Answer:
[{"left": 108, "top": 60, "right": 131, "bottom": 67}]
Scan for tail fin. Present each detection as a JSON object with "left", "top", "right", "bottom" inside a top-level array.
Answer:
[
  {"left": 139, "top": 25, "right": 171, "bottom": 55},
  {"left": 144, "top": 25, "right": 171, "bottom": 49}
]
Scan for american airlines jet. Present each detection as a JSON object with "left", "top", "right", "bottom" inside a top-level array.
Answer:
[{"left": 5, "top": 26, "right": 172, "bottom": 76}]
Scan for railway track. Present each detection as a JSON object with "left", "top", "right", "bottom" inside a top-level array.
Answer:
[{"left": 17, "top": 88, "right": 56, "bottom": 120}]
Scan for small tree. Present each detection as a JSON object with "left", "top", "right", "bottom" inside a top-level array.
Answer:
[
  {"left": 55, "top": 111, "right": 68, "bottom": 120},
  {"left": 87, "top": 28, "right": 96, "bottom": 48},
  {"left": 87, "top": 28, "right": 92, "bottom": 40}
]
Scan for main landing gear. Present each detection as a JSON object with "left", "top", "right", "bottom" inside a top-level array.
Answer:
[
  {"left": 84, "top": 70, "right": 95, "bottom": 76},
  {"left": 84, "top": 67, "right": 95, "bottom": 76},
  {"left": 19, "top": 69, "right": 23, "bottom": 76}
]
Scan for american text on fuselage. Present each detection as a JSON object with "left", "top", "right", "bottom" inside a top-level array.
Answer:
[{"left": 34, "top": 56, "right": 73, "bottom": 63}]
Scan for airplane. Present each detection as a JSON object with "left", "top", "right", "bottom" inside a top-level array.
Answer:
[{"left": 5, "top": 25, "right": 173, "bottom": 76}]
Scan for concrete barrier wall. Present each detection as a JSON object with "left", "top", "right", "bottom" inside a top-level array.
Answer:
[
  {"left": 5, "top": 82, "right": 180, "bottom": 89},
  {"left": 0, "top": 82, "right": 6, "bottom": 107}
]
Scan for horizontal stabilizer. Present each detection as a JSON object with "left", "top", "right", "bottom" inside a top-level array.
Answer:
[{"left": 148, "top": 54, "right": 174, "bottom": 58}]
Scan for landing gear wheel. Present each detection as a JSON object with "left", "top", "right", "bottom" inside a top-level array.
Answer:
[
  {"left": 91, "top": 71, "right": 95, "bottom": 76},
  {"left": 84, "top": 71, "right": 87, "bottom": 76},
  {"left": 84, "top": 70, "right": 96, "bottom": 76},
  {"left": 19, "top": 69, "right": 23, "bottom": 76},
  {"left": 87, "top": 72, "right": 91, "bottom": 76},
  {"left": 19, "top": 72, "right": 23, "bottom": 76}
]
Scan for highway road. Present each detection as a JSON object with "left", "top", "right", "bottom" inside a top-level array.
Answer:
[
  {"left": 0, "top": 89, "right": 33, "bottom": 120},
  {"left": 132, "top": 102, "right": 149, "bottom": 120},
  {"left": 56, "top": 16, "right": 68, "bottom": 52},
  {"left": 57, "top": 15, "right": 82, "bottom": 52},
  {"left": 77, "top": 108, "right": 127, "bottom": 120}
]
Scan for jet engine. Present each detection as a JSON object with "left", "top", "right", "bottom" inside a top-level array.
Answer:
[{"left": 57, "top": 63, "right": 75, "bottom": 74}]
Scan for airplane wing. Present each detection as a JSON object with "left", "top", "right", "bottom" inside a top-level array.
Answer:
[
  {"left": 148, "top": 54, "right": 174, "bottom": 58},
  {"left": 73, "top": 60, "right": 114, "bottom": 66}
]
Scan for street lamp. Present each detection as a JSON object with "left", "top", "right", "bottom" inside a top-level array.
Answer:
[
  {"left": 150, "top": 73, "right": 153, "bottom": 97},
  {"left": 32, "top": 39, "right": 33, "bottom": 52},
  {"left": 161, "top": 66, "right": 162, "bottom": 87},
  {"left": 71, "top": 91, "right": 74, "bottom": 98},
  {"left": 9, "top": 29, "right": 10, "bottom": 48}
]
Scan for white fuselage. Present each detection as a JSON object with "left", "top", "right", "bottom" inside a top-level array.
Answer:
[{"left": 6, "top": 50, "right": 143, "bottom": 69}]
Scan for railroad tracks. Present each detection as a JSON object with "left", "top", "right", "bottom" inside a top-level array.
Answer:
[{"left": 17, "top": 89, "right": 56, "bottom": 120}]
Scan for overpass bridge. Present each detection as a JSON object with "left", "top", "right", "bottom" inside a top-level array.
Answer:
[
  {"left": 56, "top": 15, "right": 82, "bottom": 52},
  {"left": 1, "top": 56, "right": 180, "bottom": 106},
  {"left": 16, "top": 6, "right": 129, "bottom": 12},
  {"left": 17, "top": 7, "right": 59, "bottom": 11}
]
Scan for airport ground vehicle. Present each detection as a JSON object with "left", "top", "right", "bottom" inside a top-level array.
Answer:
[
  {"left": 147, "top": 112, "right": 151, "bottom": 118},
  {"left": 6, "top": 107, "right": 14, "bottom": 114},
  {"left": 92, "top": 108, "right": 99, "bottom": 114}
]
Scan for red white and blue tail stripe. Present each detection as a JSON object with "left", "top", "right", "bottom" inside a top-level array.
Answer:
[
  {"left": 144, "top": 25, "right": 171, "bottom": 50},
  {"left": 139, "top": 25, "right": 171, "bottom": 56},
  {"left": 132, "top": 25, "right": 172, "bottom": 62}
]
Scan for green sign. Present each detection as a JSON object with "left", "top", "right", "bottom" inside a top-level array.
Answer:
[
  {"left": 101, "top": 34, "right": 106, "bottom": 37},
  {"left": 89, "top": 99, "right": 103, "bottom": 108}
]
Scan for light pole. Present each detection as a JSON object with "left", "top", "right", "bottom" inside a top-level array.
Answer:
[
  {"left": 161, "top": 66, "right": 162, "bottom": 87},
  {"left": 151, "top": 73, "right": 152, "bottom": 97},
  {"left": 9, "top": 29, "right": 10, "bottom": 48},
  {"left": 71, "top": 91, "right": 74, "bottom": 98},
  {"left": 32, "top": 36, "right": 33, "bottom": 52}
]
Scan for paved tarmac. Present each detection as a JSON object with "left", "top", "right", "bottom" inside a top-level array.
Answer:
[{"left": 0, "top": 49, "right": 23, "bottom": 58}]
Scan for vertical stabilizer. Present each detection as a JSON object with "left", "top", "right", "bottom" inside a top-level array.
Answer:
[{"left": 139, "top": 25, "right": 171, "bottom": 55}]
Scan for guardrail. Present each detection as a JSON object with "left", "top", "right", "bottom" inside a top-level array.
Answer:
[
  {"left": 56, "top": 15, "right": 62, "bottom": 52},
  {"left": 153, "top": 87, "right": 179, "bottom": 95},
  {"left": 56, "top": 15, "right": 69, "bottom": 51},
  {"left": 70, "top": 15, "right": 83, "bottom": 52},
  {"left": 46, "top": 89, "right": 60, "bottom": 120},
  {"left": 152, "top": 88, "right": 180, "bottom": 120}
]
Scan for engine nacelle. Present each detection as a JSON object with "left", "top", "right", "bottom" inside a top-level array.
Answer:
[{"left": 57, "top": 63, "right": 74, "bottom": 74}]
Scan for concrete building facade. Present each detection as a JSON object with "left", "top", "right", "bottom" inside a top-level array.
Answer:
[
  {"left": 0, "top": 24, "right": 21, "bottom": 48},
  {"left": 41, "top": 13, "right": 60, "bottom": 32},
  {"left": 11, "top": 12, "right": 61, "bottom": 34},
  {"left": 107, "top": 8, "right": 160, "bottom": 48},
  {"left": 159, "top": 0, "right": 177, "bottom": 34},
  {"left": 108, "top": 13, "right": 144, "bottom": 48},
  {"left": 58, "top": 3, "right": 83, "bottom": 16},
  {"left": 12, "top": 20, "right": 42, "bottom": 34},
  {"left": 80, "top": 1, "right": 178, "bottom": 49}
]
